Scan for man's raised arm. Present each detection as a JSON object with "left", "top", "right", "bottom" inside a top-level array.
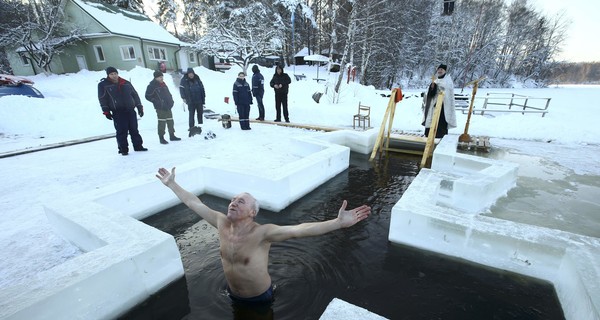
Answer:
[
  {"left": 156, "top": 167, "right": 222, "bottom": 228},
  {"left": 263, "top": 200, "right": 371, "bottom": 243}
]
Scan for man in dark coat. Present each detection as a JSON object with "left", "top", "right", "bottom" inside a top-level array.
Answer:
[
  {"left": 179, "top": 68, "right": 206, "bottom": 136},
  {"left": 232, "top": 72, "right": 253, "bottom": 130},
  {"left": 98, "top": 66, "right": 147, "bottom": 156},
  {"left": 251, "top": 65, "right": 265, "bottom": 121},
  {"left": 145, "top": 71, "right": 181, "bottom": 144},
  {"left": 269, "top": 64, "right": 291, "bottom": 122}
]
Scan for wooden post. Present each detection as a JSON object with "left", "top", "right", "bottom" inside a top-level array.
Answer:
[
  {"left": 420, "top": 91, "right": 445, "bottom": 168},
  {"left": 459, "top": 76, "right": 486, "bottom": 143},
  {"left": 369, "top": 88, "right": 400, "bottom": 162}
]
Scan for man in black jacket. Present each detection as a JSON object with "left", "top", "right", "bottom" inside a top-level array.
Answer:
[
  {"left": 251, "top": 65, "right": 265, "bottom": 121},
  {"left": 232, "top": 72, "right": 253, "bottom": 130},
  {"left": 98, "top": 66, "right": 147, "bottom": 155},
  {"left": 145, "top": 71, "right": 181, "bottom": 144},
  {"left": 269, "top": 65, "right": 291, "bottom": 123},
  {"left": 179, "top": 68, "right": 206, "bottom": 136}
]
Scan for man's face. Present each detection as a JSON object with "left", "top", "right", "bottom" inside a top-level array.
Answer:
[
  {"left": 436, "top": 68, "right": 446, "bottom": 77},
  {"left": 238, "top": 73, "right": 245, "bottom": 80},
  {"left": 108, "top": 72, "right": 119, "bottom": 83},
  {"left": 276, "top": 68, "right": 282, "bottom": 74},
  {"left": 155, "top": 76, "right": 164, "bottom": 83},
  {"left": 187, "top": 72, "right": 194, "bottom": 78},
  {"left": 227, "top": 193, "right": 256, "bottom": 220}
]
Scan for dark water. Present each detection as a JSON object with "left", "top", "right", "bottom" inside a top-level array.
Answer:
[{"left": 138, "top": 153, "right": 564, "bottom": 320}]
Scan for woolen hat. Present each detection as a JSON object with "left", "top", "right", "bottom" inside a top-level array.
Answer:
[
  {"left": 437, "top": 64, "right": 447, "bottom": 71},
  {"left": 153, "top": 71, "right": 163, "bottom": 78},
  {"left": 186, "top": 67, "right": 195, "bottom": 75},
  {"left": 105, "top": 66, "right": 118, "bottom": 75}
]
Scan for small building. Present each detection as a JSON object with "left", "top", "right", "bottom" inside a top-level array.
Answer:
[{"left": 7, "top": 0, "right": 195, "bottom": 76}]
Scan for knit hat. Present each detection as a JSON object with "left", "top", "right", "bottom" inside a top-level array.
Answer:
[
  {"left": 153, "top": 71, "right": 163, "bottom": 78},
  {"left": 105, "top": 66, "right": 118, "bottom": 75},
  {"left": 252, "top": 65, "right": 259, "bottom": 73},
  {"left": 437, "top": 64, "right": 447, "bottom": 71},
  {"left": 186, "top": 67, "right": 195, "bottom": 75}
]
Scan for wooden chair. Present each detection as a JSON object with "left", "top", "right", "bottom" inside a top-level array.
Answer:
[{"left": 353, "top": 103, "right": 371, "bottom": 129}]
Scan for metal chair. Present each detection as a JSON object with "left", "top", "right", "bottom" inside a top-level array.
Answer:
[{"left": 353, "top": 103, "right": 371, "bottom": 129}]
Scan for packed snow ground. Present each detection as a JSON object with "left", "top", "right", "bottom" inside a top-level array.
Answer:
[{"left": 1, "top": 64, "right": 599, "bottom": 295}]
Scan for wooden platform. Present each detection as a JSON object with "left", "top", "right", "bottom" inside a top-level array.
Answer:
[{"left": 457, "top": 136, "right": 491, "bottom": 152}]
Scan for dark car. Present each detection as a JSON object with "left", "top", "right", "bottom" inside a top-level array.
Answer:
[{"left": 0, "top": 74, "right": 44, "bottom": 98}]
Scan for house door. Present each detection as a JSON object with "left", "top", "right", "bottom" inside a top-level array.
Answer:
[{"left": 76, "top": 55, "right": 88, "bottom": 70}]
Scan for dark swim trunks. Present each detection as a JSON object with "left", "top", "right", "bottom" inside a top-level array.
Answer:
[{"left": 227, "top": 285, "right": 275, "bottom": 305}]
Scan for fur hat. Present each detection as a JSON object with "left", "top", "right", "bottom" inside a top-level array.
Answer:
[
  {"left": 186, "top": 67, "right": 195, "bottom": 75},
  {"left": 437, "top": 64, "right": 447, "bottom": 71},
  {"left": 105, "top": 66, "right": 118, "bottom": 75},
  {"left": 153, "top": 71, "right": 163, "bottom": 78}
]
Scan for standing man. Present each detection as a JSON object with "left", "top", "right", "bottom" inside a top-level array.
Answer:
[
  {"left": 421, "top": 64, "right": 457, "bottom": 138},
  {"left": 179, "top": 68, "right": 206, "bottom": 137},
  {"left": 98, "top": 66, "right": 147, "bottom": 156},
  {"left": 145, "top": 71, "right": 181, "bottom": 144},
  {"left": 155, "top": 166, "right": 371, "bottom": 305},
  {"left": 251, "top": 65, "right": 265, "bottom": 121},
  {"left": 232, "top": 72, "right": 253, "bottom": 130},
  {"left": 269, "top": 64, "right": 291, "bottom": 123}
]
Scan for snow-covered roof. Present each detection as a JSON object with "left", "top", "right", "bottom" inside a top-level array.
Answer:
[
  {"left": 72, "top": 0, "right": 182, "bottom": 45},
  {"left": 294, "top": 47, "right": 311, "bottom": 57}
]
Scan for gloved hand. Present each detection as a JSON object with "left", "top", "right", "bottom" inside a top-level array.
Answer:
[
  {"left": 138, "top": 107, "right": 144, "bottom": 117},
  {"left": 103, "top": 111, "right": 113, "bottom": 120}
]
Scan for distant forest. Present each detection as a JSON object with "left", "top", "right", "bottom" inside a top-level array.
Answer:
[{"left": 549, "top": 62, "right": 600, "bottom": 84}]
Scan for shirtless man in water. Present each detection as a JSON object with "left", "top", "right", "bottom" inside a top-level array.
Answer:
[{"left": 156, "top": 167, "right": 371, "bottom": 304}]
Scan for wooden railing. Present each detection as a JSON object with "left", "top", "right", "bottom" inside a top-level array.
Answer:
[{"left": 459, "top": 92, "right": 551, "bottom": 117}]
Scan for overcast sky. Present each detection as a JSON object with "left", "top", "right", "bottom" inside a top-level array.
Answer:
[{"left": 525, "top": 0, "right": 598, "bottom": 62}]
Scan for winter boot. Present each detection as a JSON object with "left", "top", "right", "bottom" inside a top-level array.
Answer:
[
  {"left": 134, "top": 146, "right": 148, "bottom": 151},
  {"left": 159, "top": 136, "right": 168, "bottom": 144},
  {"left": 169, "top": 134, "right": 181, "bottom": 141},
  {"left": 118, "top": 148, "right": 129, "bottom": 156}
]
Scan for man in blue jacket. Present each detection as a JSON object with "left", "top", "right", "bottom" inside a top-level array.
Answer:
[
  {"left": 145, "top": 71, "right": 181, "bottom": 144},
  {"left": 251, "top": 65, "right": 265, "bottom": 121},
  {"left": 232, "top": 72, "right": 253, "bottom": 130},
  {"left": 179, "top": 68, "right": 206, "bottom": 136},
  {"left": 98, "top": 66, "right": 147, "bottom": 156}
]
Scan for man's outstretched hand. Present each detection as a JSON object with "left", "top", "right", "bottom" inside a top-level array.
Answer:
[
  {"left": 156, "top": 167, "right": 176, "bottom": 186},
  {"left": 337, "top": 200, "right": 371, "bottom": 228}
]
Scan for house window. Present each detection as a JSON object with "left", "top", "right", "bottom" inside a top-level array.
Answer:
[
  {"left": 19, "top": 53, "right": 30, "bottom": 66},
  {"left": 94, "top": 45, "right": 105, "bottom": 62},
  {"left": 188, "top": 52, "right": 196, "bottom": 63},
  {"left": 147, "top": 46, "right": 167, "bottom": 61},
  {"left": 120, "top": 45, "right": 136, "bottom": 60}
]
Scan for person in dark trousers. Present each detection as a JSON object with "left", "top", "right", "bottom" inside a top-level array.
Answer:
[
  {"left": 179, "top": 68, "right": 206, "bottom": 136},
  {"left": 145, "top": 71, "right": 181, "bottom": 144},
  {"left": 443, "top": 0, "right": 455, "bottom": 15},
  {"left": 232, "top": 72, "right": 253, "bottom": 130},
  {"left": 421, "top": 64, "right": 457, "bottom": 138},
  {"left": 269, "top": 65, "right": 291, "bottom": 123},
  {"left": 98, "top": 66, "right": 147, "bottom": 156},
  {"left": 251, "top": 65, "right": 265, "bottom": 121}
]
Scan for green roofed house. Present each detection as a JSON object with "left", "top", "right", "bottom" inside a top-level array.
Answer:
[{"left": 7, "top": 0, "right": 199, "bottom": 76}]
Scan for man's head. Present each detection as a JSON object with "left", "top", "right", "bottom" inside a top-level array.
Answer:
[
  {"left": 237, "top": 72, "right": 246, "bottom": 79},
  {"left": 153, "top": 71, "right": 164, "bottom": 83},
  {"left": 276, "top": 65, "right": 283, "bottom": 74},
  {"left": 186, "top": 68, "right": 195, "bottom": 78},
  {"left": 106, "top": 66, "right": 118, "bottom": 83},
  {"left": 436, "top": 64, "right": 447, "bottom": 77},
  {"left": 252, "top": 65, "right": 259, "bottom": 74},
  {"left": 227, "top": 192, "right": 260, "bottom": 220}
]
